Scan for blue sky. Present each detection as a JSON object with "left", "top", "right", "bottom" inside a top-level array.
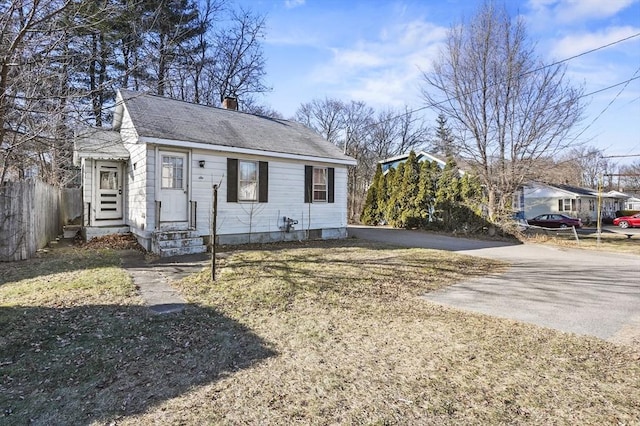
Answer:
[{"left": 236, "top": 0, "right": 640, "bottom": 165}]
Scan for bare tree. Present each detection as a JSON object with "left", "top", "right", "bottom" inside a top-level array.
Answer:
[
  {"left": 562, "top": 146, "right": 615, "bottom": 188},
  {"left": 619, "top": 161, "right": 640, "bottom": 193},
  {"left": 0, "top": 0, "right": 76, "bottom": 185},
  {"left": 342, "top": 101, "right": 375, "bottom": 220},
  {"left": 294, "top": 98, "right": 346, "bottom": 145},
  {"left": 421, "top": 1, "right": 584, "bottom": 221},
  {"left": 209, "top": 7, "right": 269, "bottom": 103},
  {"left": 294, "top": 97, "right": 430, "bottom": 221},
  {"left": 240, "top": 96, "right": 283, "bottom": 118}
]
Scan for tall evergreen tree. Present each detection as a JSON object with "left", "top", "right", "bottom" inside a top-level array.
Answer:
[
  {"left": 432, "top": 113, "right": 455, "bottom": 157},
  {"left": 398, "top": 151, "right": 421, "bottom": 228},
  {"left": 377, "top": 166, "right": 390, "bottom": 223},
  {"left": 385, "top": 164, "right": 404, "bottom": 227},
  {"left": 145, "top": 0, "right": 204, "bottom": 96},
  {"left": 361, "top": 163, "right": 383, "bottom": 225},
  {"left": 415, "top": 160, "right": 438, "bottom": 226},
  {"left": 435, "top": 158, "right": 463, "bottom": 229}
]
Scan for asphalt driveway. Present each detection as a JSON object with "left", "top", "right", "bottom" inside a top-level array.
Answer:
[{"left": 348, "top": 225, "right": 640, "bottom": 346}]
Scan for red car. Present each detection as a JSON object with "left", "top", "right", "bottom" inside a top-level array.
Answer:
[
  {"left": 613, "top": 213, "right": 640, "bottom": 229},
  {"left": 527, "top": 214, "right": 582, "bottom": 229}
]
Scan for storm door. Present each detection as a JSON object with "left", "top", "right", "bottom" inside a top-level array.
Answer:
[{"left": 95, "top": 161, "right": 123, "bottom": 220}]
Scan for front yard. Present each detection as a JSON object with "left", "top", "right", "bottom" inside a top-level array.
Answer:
[{"left": 1, "top": 240, "right": 638, "bottom": 425}]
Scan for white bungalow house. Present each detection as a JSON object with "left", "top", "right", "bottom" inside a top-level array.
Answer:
[
  {"left": 522, "top": 182, "right": 630, "bottom": 224},
  {"left": 73, "top": 90, "right": 356, "bottom": 256}
]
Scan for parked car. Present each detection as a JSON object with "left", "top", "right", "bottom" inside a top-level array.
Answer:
[
  {"left": 527, "top": 214, "right": 582, "bottom": 229},
  {"left": 613, "top": 213, "right": 640, "bottom": 229}
]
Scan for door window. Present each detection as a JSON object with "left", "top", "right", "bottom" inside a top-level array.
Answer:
[
  {"left": 162, "top": 156, "right": 184, "bottom": 189},
  {"left": 100, "top": 170, "right": 118, "bottom": 190}
]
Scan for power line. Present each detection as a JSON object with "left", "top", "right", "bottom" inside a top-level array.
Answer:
[
  {"left": 580, "top": 74, "right": 640, "bottom": 98},
  {"left": 603, "top": 154, "right": 640, "bottom": 159},
  {"left": 569, "top": 70, "right": 640, "bottom": 141},
  {"left": 545, "top": 32, "right": 640, "bottom": 69}
]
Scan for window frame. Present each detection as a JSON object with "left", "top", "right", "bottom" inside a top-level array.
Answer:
[
  {"left": 226, "top": 158, "right": 268, "bottom": 203},
  {"left": 238, "top": 160, "right": 258, "bottom": 202},
  {"left": 304, "top": 165, "right": 335, "bottom": 204},
  {"left": 161, "top": 155, "right": 184, "bottom": 189},
  {"left": 558, "top": 198, "right": 575, "bottom": 212},
  {"left": 313, "top": 167, "right": 328, "bottom": 202}
]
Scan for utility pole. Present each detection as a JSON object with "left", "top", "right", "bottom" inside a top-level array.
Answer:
[{"left": 211, "top": 184, "right": 218, "bottom": 281}]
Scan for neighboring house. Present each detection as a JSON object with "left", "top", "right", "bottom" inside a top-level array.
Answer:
[
  {"left": 625, "top": 195, "right": 640, "bottom": 211},
  {"left": 73, "top": 90, "right": 356, "bottom": 256},
  {"left": 380, "top": 151, "right": 464, "bottom": 174},
  {"left": 522, "top": 182, "right": 630, "bottom": 224}
]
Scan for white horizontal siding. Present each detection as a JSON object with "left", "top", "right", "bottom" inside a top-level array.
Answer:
[
  {"left": 190, "top": 149, "right": 348, "bottom": 237},
  {"left": 82, "top": 159, "right": 92, "bottom": 226},
  {"left": 124, "top": 143, "right": 149, "bottom": 231},
  {"left": 119, "top": 105, "right": 139, "bottom": 144}
]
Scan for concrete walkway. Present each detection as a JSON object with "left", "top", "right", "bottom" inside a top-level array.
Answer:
[{"left": 120, "top": 250, "right": 210, "bottom": 314}]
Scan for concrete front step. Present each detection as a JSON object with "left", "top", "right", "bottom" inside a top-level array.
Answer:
[
  {"left": 154, "top": 229, "right": 200, "bottom": 241},
  {"left": 159, "top": 244, "right": 208, "bottom": 257},
  {"left": 156, "top": 237, "right": 204, "bottom": 249},
  {"left": 152, "top": 229, "right": 207, "bottom": 257}
]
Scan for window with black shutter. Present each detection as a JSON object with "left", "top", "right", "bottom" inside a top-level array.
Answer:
[
  {"left": 305, "top": 165, "right": 334, "bottom": 203},
  {"left": 227, "top": 158, "right": 268, "bottom": 203}
]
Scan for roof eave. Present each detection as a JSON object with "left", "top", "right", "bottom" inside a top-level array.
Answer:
[{"left": 140, "top": 136, "right": 357, "bottom": 166}]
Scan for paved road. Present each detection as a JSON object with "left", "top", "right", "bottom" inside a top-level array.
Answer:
[{"left": 348, "top": 226, "right": 640, "bottom": 345}]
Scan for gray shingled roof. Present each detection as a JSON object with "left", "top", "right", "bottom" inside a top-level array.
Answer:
[
  {"left": 73, "top": 128, "right": 129, "bottom": 165},
  {"left": 118, "top": 89, "right": 355, "bottom": 164}
]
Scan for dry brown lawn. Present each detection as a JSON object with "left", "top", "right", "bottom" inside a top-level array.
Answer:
[
  {"left": 1, "top": 240, "right": 639, "bottom": 425},
  {"left": 523, "top": 228, "right": 640, "bottom": 254}
]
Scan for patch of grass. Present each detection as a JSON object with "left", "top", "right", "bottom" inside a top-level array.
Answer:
[
  {"left": 1, "top": 240, "right": 639, "bottom": 425},
  {"left": 524, "top": 230, "right": 640, "bottom": 254},
  {"left": 0, "top": 246, "right": 136, "bottom": 306},
  {"left": 158, "top": 240, "right": 638, "bottom": 425},
  {"left": 0, "top": 246, "right": 274, "bottom": 425}
]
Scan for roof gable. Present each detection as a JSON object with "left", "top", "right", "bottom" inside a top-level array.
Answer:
[
  {"left": 379, "top": 151, "right": 466, "bottom": 175},
  {"left": 115, "top": 90, "right": 355, "bottom": 164},
  {"left": 73, "top": 128, "right": 129, "bottom": 165}
]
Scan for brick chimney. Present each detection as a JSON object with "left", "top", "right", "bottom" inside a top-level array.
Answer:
[{"left": 222, "top": 96, "right": 238, "bottom": 111}]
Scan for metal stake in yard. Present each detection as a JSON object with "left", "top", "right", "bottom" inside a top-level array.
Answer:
[{"left": 211, "top": 183, "right": 218, "bottom": 281}]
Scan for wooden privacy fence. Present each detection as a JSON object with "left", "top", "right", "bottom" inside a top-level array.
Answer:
[{"left": 0, "top": 180, "right": 82, "bottom": 261}]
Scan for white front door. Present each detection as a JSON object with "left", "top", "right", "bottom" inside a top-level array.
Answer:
[
  {"left": 159, "top": 151, "right": 188, "bottom": 224},
  {"left": 95, "top": 161, "right": 123, "bottom": 220}
]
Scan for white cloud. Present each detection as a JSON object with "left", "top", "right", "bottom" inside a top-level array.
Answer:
[
  {"left": 284, "top": 0, "right": 305, "bottom": 9},
  {"left": 527, "top": 0, "right": 638, "bottom": 24},
  {"left": 550, "top": 25, "right": 640, "bottom": 59},
  {"left": 308, "top": 20, "right": 448, "bottom": 108}
]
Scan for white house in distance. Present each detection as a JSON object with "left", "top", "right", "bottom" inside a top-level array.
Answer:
[
  {"left": 73, "top": 90, "right": 356, "bottom": 256},
  {"left": 522, "top": 182, "right": 630, "bottom": 224}
]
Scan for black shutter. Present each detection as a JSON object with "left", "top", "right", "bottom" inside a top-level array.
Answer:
[
  {"left": 328, "top": 167, "right": 335, "bottom": 203},
  {"left": 258, "top": 161, "right": 268, "bottom": 203},
  {"left": 304, "top": 165, "right": 313, "bottom": 203},
  {"left": 227, "top": 158, "right": 238, "bottom": 202}
]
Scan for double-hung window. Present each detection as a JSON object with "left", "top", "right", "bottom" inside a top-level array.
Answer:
[
  {"left": 226, "top": 158, "right": 268, "bottom": 203},
  {"left": 305, "top": 165, "right": 334, "bottom": 203},
  {"left": 313, "top": 167, "right": 328, "bottom": 202},
  {"left": 239, "top": 161, "right": 258, "bottom": 201},
  {"left": 558, "top": 198, "right": 575, "bottom": 212}
]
